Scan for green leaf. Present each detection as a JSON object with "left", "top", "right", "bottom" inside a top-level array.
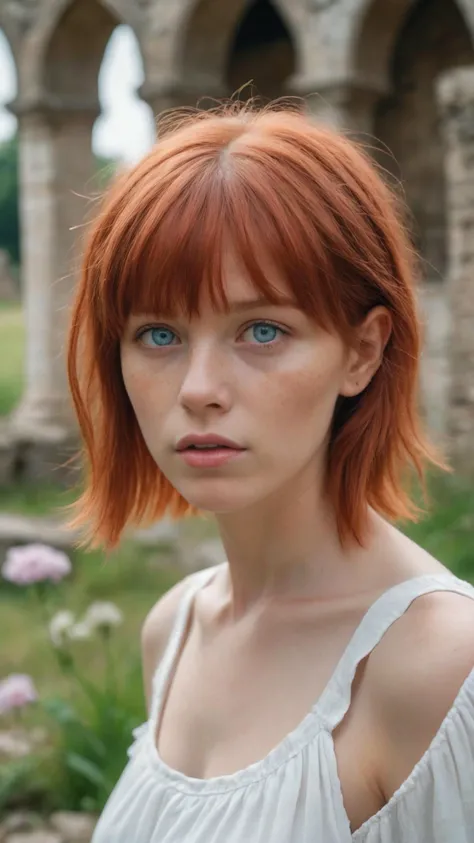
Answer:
[{"left": 66, "top": 753, "right": 109, "bottom": 791}]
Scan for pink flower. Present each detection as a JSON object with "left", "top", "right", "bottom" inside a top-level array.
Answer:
[
  {"left": 2, "top": 544, "right": 72, "bottom": 585},
  {"left": 0, "top": 674, "right": 38, "bottom": 714}
]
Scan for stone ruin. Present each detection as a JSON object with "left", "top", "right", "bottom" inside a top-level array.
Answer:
[{"left": 0, "top": 0, "right": 472, "bottom": 479}]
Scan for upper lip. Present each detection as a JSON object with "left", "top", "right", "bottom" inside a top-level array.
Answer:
[{"left": 176, "top": 434, "right": 245, "bottom": 451}]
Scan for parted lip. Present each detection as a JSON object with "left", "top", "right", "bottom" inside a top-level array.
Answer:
[{"left": 176, "top": 434, "right": 245, "bottom": 451}]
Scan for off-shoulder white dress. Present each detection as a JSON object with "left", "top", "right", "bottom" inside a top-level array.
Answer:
[{"left": 92, "top": 566, "right": 474, "bottom": 843}]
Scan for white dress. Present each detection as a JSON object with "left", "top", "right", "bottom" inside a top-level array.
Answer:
[{"left": 92, "top": 566, "right": 474, "bottom": 843}]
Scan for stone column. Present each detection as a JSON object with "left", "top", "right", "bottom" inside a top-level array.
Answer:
[
  {"left": 9, "top": 101, "right": 98, "bottom": 482},
  {"left": 436, "top": 67, "right": 474, "bottom": 474}
]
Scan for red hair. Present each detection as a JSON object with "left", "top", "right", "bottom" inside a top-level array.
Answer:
[{"left": 67, "top": 100, "right": 445, "bottom": 549}]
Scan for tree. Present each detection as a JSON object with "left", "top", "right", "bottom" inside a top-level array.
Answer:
[{"left": 0, "top": 134, "right": 20, "bottom": 265}]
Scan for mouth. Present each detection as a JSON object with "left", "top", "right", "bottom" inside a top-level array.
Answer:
[
  {"left": 177, "top": 445, "right": 246, "bottom": 468},
  {"left": 176, "top": 434, "right": 245, "bottom": 452}
]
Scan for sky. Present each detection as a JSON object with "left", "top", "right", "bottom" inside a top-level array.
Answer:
[{"left": 0, "top": 25, "right": 156, "bottom": 163}]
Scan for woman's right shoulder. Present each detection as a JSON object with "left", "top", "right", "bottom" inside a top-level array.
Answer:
[{"left": 141, "top": 574, "right": 193, "bottom": 711}]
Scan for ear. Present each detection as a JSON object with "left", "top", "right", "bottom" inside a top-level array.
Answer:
[{"left": 340, "top": 307, "right": 392, "bottom": 398}]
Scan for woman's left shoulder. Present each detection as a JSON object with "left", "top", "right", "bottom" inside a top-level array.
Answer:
[{"left": 366, "top": 582, "right": 474, "bottom": 800}]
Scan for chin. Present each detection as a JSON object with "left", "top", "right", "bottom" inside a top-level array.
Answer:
[{"left": 175, "top": 479, "right": 265, "bottom": 515}]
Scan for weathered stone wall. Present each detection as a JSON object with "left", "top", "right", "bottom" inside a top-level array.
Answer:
[
  {"left": 374, "top": 0, "right": 474, "bottom": 283},
  {"left": 437, "top": 66, "right": 474, "bottom": 474}
]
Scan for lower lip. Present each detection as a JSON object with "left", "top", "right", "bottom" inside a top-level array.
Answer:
[{"left": 178, "top": 448, "right": 246, "bottom": 468}]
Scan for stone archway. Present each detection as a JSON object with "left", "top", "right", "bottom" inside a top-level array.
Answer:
[
  {"left": 43, "top": 0, "right": 117, "bottom": 104},
  {"left": 173, "top": 0, "right": 298, "bottom": 99},
  {"left": 226, "top": 0, "right": 297, "bottom": 100}
]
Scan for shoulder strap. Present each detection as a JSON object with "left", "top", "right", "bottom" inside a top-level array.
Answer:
[
  {"left": 315, "top": 573, "right": 474, "bottom": 732},
  {"left": 149, "top": 564, "right": 222, "bottom": 724}
]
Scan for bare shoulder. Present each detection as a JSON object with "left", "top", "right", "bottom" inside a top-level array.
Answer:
[
  {"left": 366, "top": 585, "right": 474, "bottom": 798},
  {"left": 141, "top": 575, "right": 192, "bottom": 713}
]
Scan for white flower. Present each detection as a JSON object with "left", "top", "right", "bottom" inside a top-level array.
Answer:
[
  {"left": 68, "top": 621, "right": 94, "bottom": 641},
  {"left": 49, "top": 610, "right": 75, "bottom": 648},
  {"left": 84, "top": 601, "right": 123, "bottom": 632}
]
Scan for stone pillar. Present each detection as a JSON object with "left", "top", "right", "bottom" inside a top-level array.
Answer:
[
  {"left": 436, "top": 67, "right": 474, "bottom": 474},
  {"left": 9, "top": 102, "right": 98, "bottom": 482},
  {"left": 289, "top": 77, "right": 383, "bottom": 136}
]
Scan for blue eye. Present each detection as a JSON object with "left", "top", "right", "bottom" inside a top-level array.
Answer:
[
  {"left": 244, "top": 322, "right": 284, "bottom": 346},
  {"left": 139, "top": 327, "right": 176, "bottom": 347}
]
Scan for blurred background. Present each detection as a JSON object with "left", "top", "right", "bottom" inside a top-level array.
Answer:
[{"left": 0, "top": 1, "right": 473, "bottom": 838}]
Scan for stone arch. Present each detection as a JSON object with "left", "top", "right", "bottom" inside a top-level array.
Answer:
[
  {"left": 227, "top": 0, "right": 297, "bottom": 99},
  {"left": 95, "top": 24, "right": 156, "bottom": 163},
  {"left": 20, "top": 0, "right": 146, "bottom": 105},
  {"left": 0, "top": 27, "right": 18, "bottom": 122},
  {"left": 176, "top": 0, "right": 298, "bottom": 95},
  {"left": 350, "top": 0, "right": 474, "bottom": 90},
  {"left": 43, "top": 0, "right": 119, "bottom": 107},
  {"left": 0, "top": 12, "right": 19, "bottom": 65}
]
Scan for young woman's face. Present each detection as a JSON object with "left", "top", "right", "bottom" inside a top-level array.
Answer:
[{"left": 120, "top": 251, "right": 366, "bottom": 515}]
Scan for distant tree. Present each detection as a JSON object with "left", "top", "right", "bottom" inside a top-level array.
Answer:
[{"left": 0, "top": 135, "right": 20, "bottom": 265}]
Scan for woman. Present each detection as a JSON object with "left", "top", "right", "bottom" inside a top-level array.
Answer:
[{"left": 67, "top": 102, "right": 474, "bottom": 842}]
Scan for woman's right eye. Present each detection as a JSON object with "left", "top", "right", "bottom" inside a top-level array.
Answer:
[{"left": 137, "top": 327, "right": 178, "bottom": 348}]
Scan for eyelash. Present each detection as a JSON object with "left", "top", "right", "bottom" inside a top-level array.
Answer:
[{"left": 134, "top": 320, "right": 290, "bottom": 351}]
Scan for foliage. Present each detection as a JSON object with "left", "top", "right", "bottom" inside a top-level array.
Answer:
[
  {"left": 0, "top": 302, "right": 23, "bottom": 416},
  {"left": 0, "top": 136, "right": 20, "bottom": 266},
  {"left": 0, "top": 539, "right": 182, "bottom": 816},
  {"left": 0, "top": 548, "right": 156, "bottom": 815},
  {"left": 40, "top": 649, "right": 144, "bottom": 812},
  {"left": 401, "top": 473, "right": 474, "bottom": 582}
]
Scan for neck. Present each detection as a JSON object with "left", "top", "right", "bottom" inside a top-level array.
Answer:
[{"left": 215, "top": 479, "right": 382, "bottom": 617}]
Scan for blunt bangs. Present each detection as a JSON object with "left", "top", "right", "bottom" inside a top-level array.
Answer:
[{"left": 93, "top": 126, "right": 351, "bottom": 339}]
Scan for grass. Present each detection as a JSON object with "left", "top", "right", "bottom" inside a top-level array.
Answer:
[
  {"left": 0, "top": 481, "right": 76, "bottom": 516},
  {"left": 0, "top": 302, "right": 24, "bottom": 416},
  {"left": 401, "top": 474, "right": 474, "bottom": 582}
]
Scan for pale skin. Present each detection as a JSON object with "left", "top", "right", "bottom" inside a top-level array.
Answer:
[{"left": 120, "top": 251, "right": 474, "bottom": 833}]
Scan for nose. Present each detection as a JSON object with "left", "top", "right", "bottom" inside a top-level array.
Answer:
[{"left": 178, "top": 342, "right": 231, "bottom": 415}]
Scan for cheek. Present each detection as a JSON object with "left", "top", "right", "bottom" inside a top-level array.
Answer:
[
  {"left": 121, "top": 355, "right": 165, "bottom": 425},
  {"left": 262, "top": 349, "right": 343, "bottom": 431}
]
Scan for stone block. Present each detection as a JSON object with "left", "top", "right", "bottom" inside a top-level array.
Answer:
[
  {"left": 49, "top": 813, "right": 97, "bottom": 843},
  {"left": 0, "top": 513, "right": 82, "bottom": 561},
  {"left": 6, "top": 833, "right": 61, "bottom": 843}
]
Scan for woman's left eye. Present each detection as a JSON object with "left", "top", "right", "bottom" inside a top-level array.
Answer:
[{"left": 241, "top": 322, "right": 287, "bottom": 346}]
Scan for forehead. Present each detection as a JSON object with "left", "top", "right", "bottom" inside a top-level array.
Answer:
[{"left": 199, "top": 246, "right": 296, "bottom": 311}]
